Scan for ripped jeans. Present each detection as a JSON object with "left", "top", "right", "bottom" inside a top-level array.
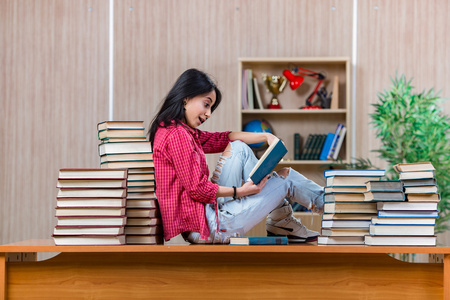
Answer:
[{"left": 185, "top": 140, "right": 324, "bottom": 244}]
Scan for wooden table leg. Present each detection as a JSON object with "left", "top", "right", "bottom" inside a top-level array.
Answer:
[
  {"left": 445, "top": 254, "right": 450, "bottom": 300},
  {"left": 0, "top": 253, "right": 6, "bottom": 300}
]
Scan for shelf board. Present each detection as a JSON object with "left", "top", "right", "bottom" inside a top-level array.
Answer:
[{"left": 242, "top": 109, "right": 347, "bottom": 114}]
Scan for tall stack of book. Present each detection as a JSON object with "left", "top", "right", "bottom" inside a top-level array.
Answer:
[
  {"left": 317, "top": 169, "right": 385, "bottom": 245},
  {"left": 53, "top": 169, "right": 128, "bottom": 245},
  {"left": 365, "top": 162, "right": 439, "bottom": 246},
  {"left": 97, "top": 121, "right": 163, "bottom": 245}
]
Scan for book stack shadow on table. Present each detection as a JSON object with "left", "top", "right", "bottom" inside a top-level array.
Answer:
[
  {"left": 97, "top": 121, "right": 163, "bottom": 245},
  {"left": 53, "top": 168, "right": 128, "bottom": 245},
  {"left": 317, "top": 169, "right": 385, "bottom": 245},
  {"left": 365, "top": 162, "right": 440, "bottom": 246}
]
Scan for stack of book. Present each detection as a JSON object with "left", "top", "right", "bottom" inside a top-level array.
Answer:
[
  {"left": 365, "top": 162, "right": 439, "bottom": 246},
  {"left": 317, "top": 169, "right": 385, "bottom": 245},
  {"left": 97, "top": 121, "right": 163, "bottom": 245},
  {"left": 53, "top": 169, "right": 128, "bottom": 245}
]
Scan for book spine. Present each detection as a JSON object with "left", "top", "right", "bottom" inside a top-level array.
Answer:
[
  {"left": 328, "top": 123, "right": 343, "bottom": 160},
  {"left": 294, "top": 133, "right": 301, "bottom": 160},
  {"left": 300, "top": 134, "right": 312, "bottom": 160},
  {"left": 332, "top": 126, "right": 347, "bottom": 160}
]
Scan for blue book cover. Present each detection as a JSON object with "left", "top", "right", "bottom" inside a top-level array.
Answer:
[
  {"left": 230, "top": 236, "right": 288, "bottom": 245},
  {"left": 248, "top": 138, "right": 288, "bottom": 184},
  {"left": 319, "top": 132, "right": 335, "bottom": 160}
]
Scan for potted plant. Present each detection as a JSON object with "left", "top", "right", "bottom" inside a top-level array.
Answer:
[{"left": 371, "top": 74, "right": 450, "bottom": 233}]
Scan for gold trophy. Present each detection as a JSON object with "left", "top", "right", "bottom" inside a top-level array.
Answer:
[{"left": 262, "top": 74, "right": 287, "bottom": 109}]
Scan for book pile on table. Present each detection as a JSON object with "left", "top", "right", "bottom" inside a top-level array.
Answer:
[
  {"left": 53, "top": 169, "right": 128, "bottom": 245},
  {"left": 365, "top": 162, "right": 439, "bottom": 246},
  {"left": 317, "top": 169, "right": 385, "bottom": 245},
  {"left": 97, "top": 121, "right": 163, "bottom": 245}
]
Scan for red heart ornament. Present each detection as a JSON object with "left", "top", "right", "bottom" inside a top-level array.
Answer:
[{"left": 283, "top": 69, "right": 304, "bottom": 90}]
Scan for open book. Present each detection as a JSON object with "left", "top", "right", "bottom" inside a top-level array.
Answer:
[{"left": 248, "top": 137, "right": 288, "bottom": 184}]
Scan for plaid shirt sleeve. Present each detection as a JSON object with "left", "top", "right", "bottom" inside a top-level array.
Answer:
[
  {"left": 197, "top": 130, "right": 231, "bottom": 154},
  {"left": 166, "top": 129, "right": 218, "bottom": 204}
]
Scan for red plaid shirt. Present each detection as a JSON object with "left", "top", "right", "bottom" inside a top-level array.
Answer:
[{"left": 153, "top": 122, "right": 231, "bottom": 241}]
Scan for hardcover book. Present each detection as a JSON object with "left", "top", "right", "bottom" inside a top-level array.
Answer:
[
  {"left": 324, "top": 202, "right": 377, "bottom": 214},
  {"left": 399, "top": 171, "right": 435, "bottom": 180},
  {"left": 53, "top": 234, "right": 126, "bottom": 245},
  {"left": 58, "top": 168, "right": 128, "bottom": 179},
  {"left": 126, "top": 199, "right": 158, "bottom": 209},
  {"left": 56, "top": 216, "right": 127, "bottom": 227},
  {"left": 377, "top": 210, "right": 439, "bottom": 218},
  {"left": 364, "top": 235, "right": 436, "bottom": 246},
  {"left": 322, "top": 213, "right": 376, "bottom": 220},
  {"left": 126, "top": 218, "right": 162, "bottom": 226},
  {"left": 126, "top": 235, "right": 164, "bottom": 245},
  {"left": 321, "top": 228, "right": 369, "bottom": 237},
  {"left": 97, "top": 121, "right": 144, "bottom": 131},
  {"left": 324, "top": 193, "right": 365, "bottom": 202},
  {"left": 56, "top": 198, "right": 127, "bottom": 208},
  {"left": 100, "top": 160, "right": 154, "bottom": 169},
  {"left": 363, "top": 191, "right": 405, "bottom": 202},
  {"left": 56, "top": 179, "right": 127, "bottom": 189},
  {"left": 126, "top": 208, "right": 160, "bottom": 218},
  {"left": 324, "top": 186, "right": 367, "bottom": 194},
  {"left": 100, "top": 152, "right": 153, "bottom": 163},
  {"left": 406, "top": 193, "right": 440, "bottom": 202},
  {"left": 402, "top": 178, "right": 436, "bottom": 187},
  {"left": 404, "top": 186, "right": 438, "bottom": 194},
  {"left": 57, "top": 188, "right": 127, "bottom": 198},
  {"left": 248, "top": 137, "right": 288, "bottom": 184},
  {"left": 393, "top": 162, "right": 435, "bottom": 173},
  {"left": 101, "top": 137, "right": 147, "bottom": 143},
  {"left": 319, "top": 132, "right": 335, "bottom": 161},
  {"left": 324, "top": 169, "right": 385, "bottom": 177},
  {"left": 55, "top": 207, "right": 126, "bottom": 217},
  {"left": 124, "top": 226, "right": 163, "bottom": 235},
  {"left": 229, "top": 236, "right": 288, "bottom": 245},
  {"left": 365, "top": 180, "right": 403, "bottom": 192},
  {"left": 321, "top": 220, "right": 371, "bottom": 228},
  {"left": 326, "top": 176, "right": 382, "bottom": 187},
  {"left": 98, "top": 142, "right": 152, "bottom": 156},
  {"left": 371, "top": 217, "right": 436, "bottom": 225},
  {"left": 98, "top": 128, "right": 145, "bottom": 140},
  {"left": 369, "top": 224, "right": 435, "bottom": 236},
  {"left": 318, "top": 236, "right": 365, "bottom": 245},
  {"left": 53, "top": 226, "right": 124, "bottom": 236},
  {"left": 377, "top": 201, "right": 438, "bottom": 211}
]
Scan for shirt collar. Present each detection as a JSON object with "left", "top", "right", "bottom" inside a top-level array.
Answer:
[{"left": 176, "top": 121, "right": 200, "bottom": 139}]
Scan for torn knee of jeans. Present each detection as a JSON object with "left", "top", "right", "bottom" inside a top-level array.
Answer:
[{"left": 276, "top": 167, "right": 290, "bottom": 179}]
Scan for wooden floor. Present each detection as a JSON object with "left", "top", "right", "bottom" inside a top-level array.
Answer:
[{"left": 1, "top": 239, "right": 449, "bottom": 299}]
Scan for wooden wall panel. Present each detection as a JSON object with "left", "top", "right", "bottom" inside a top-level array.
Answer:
[
  {"left": 113, "top": 0, "right": 353, "bottom": 169},
  {"left": 356, "top": 0, "right": 450, "bottom": 167},
  {"left": 0, "top": 0, "right": 109, "bottom": 244}
]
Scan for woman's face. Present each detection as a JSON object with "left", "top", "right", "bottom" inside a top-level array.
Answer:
[{"left": 183, "top": 90, "right": 216, "bottom": 128}]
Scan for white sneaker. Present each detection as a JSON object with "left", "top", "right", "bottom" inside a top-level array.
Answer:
[{"left": 266, "top": 203, "right": 320, "bottom": 242}]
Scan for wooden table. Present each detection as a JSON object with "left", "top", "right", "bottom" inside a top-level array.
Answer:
[{"left": 1, "top": 239, "right": 449, "bottom": 299}]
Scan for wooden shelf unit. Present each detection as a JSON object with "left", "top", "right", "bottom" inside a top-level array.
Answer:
[{"left": 238, "top": 57, "right": 352, "bottom": 167}]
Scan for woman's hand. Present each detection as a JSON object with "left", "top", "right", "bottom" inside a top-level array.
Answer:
[
  {"left": 265, "top": 132, "right": 276, "bottom": 146},
  {"left": 237, "top": 175, "right": 269, "bottom": 197}
]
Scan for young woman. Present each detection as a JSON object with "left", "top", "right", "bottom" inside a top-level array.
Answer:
[{"left": 149, "top": 68, "right": 324, "bottom": 244}]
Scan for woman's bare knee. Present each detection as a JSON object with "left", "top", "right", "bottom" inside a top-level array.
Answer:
[
  {"left": 277, "top": 167, "right": 290, "bottom": 177},
  {"left": 221, "top": 143, "right": 233, "bottom": 157}
]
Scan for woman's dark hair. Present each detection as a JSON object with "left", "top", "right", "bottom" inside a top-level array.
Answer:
[{"left": 149, "top": 68, "right": 222, "bottom": 145}]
